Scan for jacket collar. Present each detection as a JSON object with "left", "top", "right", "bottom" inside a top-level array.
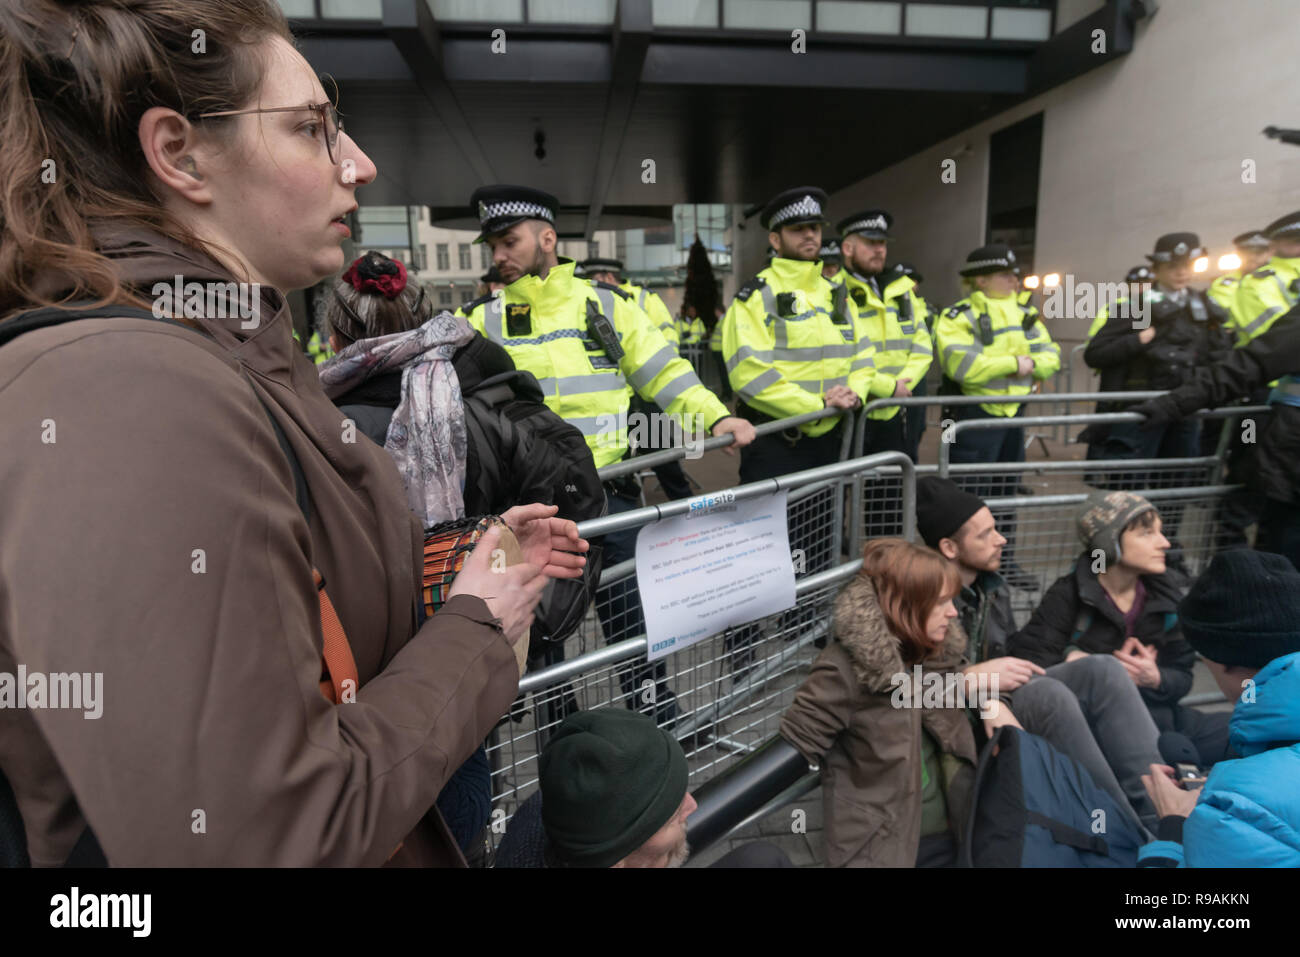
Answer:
[
  {"left": 88, "top": 224, "right": 299, "bottom": 386},
  {"left": 834, "top": 574, "right": 967, "bottom": 693},
  {"left": 763, "top": 256, "right": 825, "bottom": 294},
  {"left": 508, "top": 257, "right": 579, "bottom": 314},
  {"left": 1072, "top": 553, "right": 1182, "bottom": 625},
  {"left": 960, "top": 568, "right": 1005, "bottom": 607}
]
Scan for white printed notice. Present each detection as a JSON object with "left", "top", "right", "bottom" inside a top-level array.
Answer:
[{"left": 637, "top": 489, "right": 796, "bottom": 662}]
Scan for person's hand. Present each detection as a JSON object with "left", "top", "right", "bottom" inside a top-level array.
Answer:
[
  {"left": 1142, "top": 763, "right": 1201, "bottom": 819},
  {"left": 1065, "top": 649, "right": 1090, "bottom": 663},
  {"left": 499, "top": 504, "right": 589, "bottom": 579},
  {"left": 892, "top": 378, "right": 912, "bottom": 398},
  {"left": 1138, "top": 326, "right": 1156, "bottom": 345},
  {"left": 1129, "top": 394, "right": 1182, "bottom": 432},
  {"left": 711, "top": 416, "right": 757, "bottom": 456},
  {"left": 980, "top": 698, "right": 1024, "bottom": 739},
  {"left": 1113, "top": 638, "right": 1162, "bottom": 689},
  {"left": 823, "top": 385, "right": 860, "bottom": 410},
  {"left": 448, "top": 525, "right": 547, "bottom": 646},
  {"left": 962, "top": 656, "right": 1045, "bottom": 692},
  {"left": 1015, "top": 355, "right": 1034, "bottom": 376}
]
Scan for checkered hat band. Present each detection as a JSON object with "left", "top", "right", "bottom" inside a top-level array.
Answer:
[
  {"left": 772, "top": 196, "right": 823, "bottom": 225},
  {"left": 481, "top": 201, "right": 553, "bottom": 223},
  {"left": 846, "top": 218, "right": 887, "bottom": 234},
  {"left": 1272, "top": 222, "right": 1300, "bottom": 236},
  {"left": 965, "top": 257, "right": 1011, "bottom": 270}
]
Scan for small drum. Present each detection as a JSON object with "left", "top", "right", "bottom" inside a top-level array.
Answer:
[{"left": 422, "top": 515, "right": 528, "bottom": 676}]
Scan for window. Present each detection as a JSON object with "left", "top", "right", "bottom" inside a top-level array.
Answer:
[
  {"left": 438, "top": 289, "right": 452, "bottom": 306},
  {"left": 417, "top": 244, "right": 428, "bottom": 271},
  {"left": 435, "top": 244, "right": 449, "bottom": 271},
  {"left": 480, "top": 244, "right": 492, "bottom": 269},
  {"left": 461, "top": 290, "right": 475, "bottom": 305},
  {"left": 458, "top": 243, "right": 472, "bottom": 271}
]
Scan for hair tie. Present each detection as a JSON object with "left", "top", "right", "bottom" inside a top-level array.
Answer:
[{"left": 342, "top": 253, "right": 408, "bottom": 299}]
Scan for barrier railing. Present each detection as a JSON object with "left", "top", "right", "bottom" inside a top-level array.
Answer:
[{"left": 483, "top": 452, "right": 912, "bottom": 857}]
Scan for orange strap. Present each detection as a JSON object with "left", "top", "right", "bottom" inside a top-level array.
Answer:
[{"left": 314, "top": 568, "right": 359, "bottom": 704}]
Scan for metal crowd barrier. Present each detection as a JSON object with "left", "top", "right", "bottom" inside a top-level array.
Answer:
[{"left": 483, "top": 452, "right": 913, "bottom": 857}]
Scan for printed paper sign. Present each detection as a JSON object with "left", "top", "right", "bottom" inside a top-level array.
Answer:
[{"left": 636, "top": 490, "right": 796, "bottom": 661}]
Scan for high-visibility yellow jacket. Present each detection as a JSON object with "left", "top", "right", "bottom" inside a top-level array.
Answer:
[
  {"left": 460, "top": 259, "right": 729, "bottom": 469},
  {"left": 838, "top": 269, "right": 933, "bottom": 421},
  {"left": 620, "top": 280, "right": 680, "bottom": 349},
  {"left": 1208, "top": 272, "right": 1241, "bottom": 318},
  {"left": 294, "top": 327, "right": 334, "bottom": 365},
  {"left": 677, "top": 314, "right": 707, "bottom": 347},
  {"left": 1233, "top": 257, "right": 1300, "bottom": 346},
  {"left": 721, "top": 256, "right": 873, "bottom": 437},
  {"left": 934, "top": 290, "right": 1061, "bottom": 417}
]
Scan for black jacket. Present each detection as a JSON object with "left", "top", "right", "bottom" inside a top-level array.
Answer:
[
  {"left": 1007, "top": 555, "right": 1195, "bottom": 711},
  {"left": 1084, "top": 289, "right": 1232, "bottom": 408},
  {"left": 1152, "top": 307, "right": 1300, "bottom": 505},
  {"left": 955, "top": 570, "right": 1017, "bottom": 663}
]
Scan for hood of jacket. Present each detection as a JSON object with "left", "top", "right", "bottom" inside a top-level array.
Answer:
[
  {"left": 833, "top": 574, "right": 967, "bottom": 694},
  {"left": 1231, "top": 651, "right": 1300, "bottom": 757}
]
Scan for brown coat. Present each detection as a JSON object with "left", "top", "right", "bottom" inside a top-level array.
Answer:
[
  {"left": 780, "top": 575, "right": 977, "bottom": 867},
  {"left": 0, "top": 228, "right": 519, "bottom": 866}
]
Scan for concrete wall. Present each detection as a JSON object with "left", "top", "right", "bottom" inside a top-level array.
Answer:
[{"left": 827, "top": 0, "right": 1300, "bottom": 343}]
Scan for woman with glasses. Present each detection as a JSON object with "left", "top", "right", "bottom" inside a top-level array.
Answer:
[{"left": 0, "top": 0, "right": 580, "bottom": 866}]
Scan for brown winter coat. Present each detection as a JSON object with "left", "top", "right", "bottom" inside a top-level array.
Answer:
[
  {"left": 780, "top": 575, "right": 977, "bottom": 867},
  {"left": 0, "top": 227, "right": 519, "bottom": 866}
]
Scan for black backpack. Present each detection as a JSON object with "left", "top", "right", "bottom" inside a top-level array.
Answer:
[{"left": 449, "top": 333, "right": 606, "bottom": 645}]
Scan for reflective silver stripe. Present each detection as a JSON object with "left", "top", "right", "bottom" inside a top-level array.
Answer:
[
  {"left": 592, "top": 286, "right": 619, "bottom": 329},
  {"left": 547, "top": 373, "right": 627, "bottom": 395},
  {"left": 567, "top": 416, "right": 617, "bottom": 437},
  {"left": 983, "top": 377, "right": 1031, "bottom": 392},
  {"left": 738, "top": 367, "right": 783, "bottom": 401},
  {"left": 824, "top": 375, "right": 848, "bottom": 389},
  {"left": 759, "top": 284, "right": 778, "bottom": 320},
  {"left": 726, "top": 344, "right": 774, "bottom": 372},
  {"left": 850, "top": 356, "right": 876, "bottom": 372},
  {"left": 1274, "top": 274, "right": 1291, "bottom": 302},
  {"left": 1241, "top": 305, "right": 1283, "bottom": 338},
  {"left": 627, "top": 345, "right": 677, "bottom": 392},
  {"left": 945, "top": 343, "right": 980, "bottom": 380},
  {"left": 880, "top": 338, "right": 913, "bottom": 352},
  {"left": 911, "top": 340, "right": 934, "bottom": 355},
  {"left": 638, "top": 287, "right": 648, "bottom": 310},
  {"left": 876, "top": 364, "right": 904, "bottom": 376},
  {"left": 482, "top": 295, "right": 504, "bottom": 342},
  {"left": 650, "top": 369, "right": 704, "bottom": 408},
  {"left": 773, "top": 343, "right": 857, "bottom": 362},
  {"left": 794, "top": 376, "right": 846, "bottom": 391},
  {"left": 1029, "top": 342, "right": 1055, "bottom": 353}
]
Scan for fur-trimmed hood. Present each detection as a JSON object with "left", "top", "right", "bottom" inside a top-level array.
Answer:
[{"left": 831, "top": 573, "right": 968, "bottom": 694}]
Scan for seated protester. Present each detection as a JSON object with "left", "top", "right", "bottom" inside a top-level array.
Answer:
[
  {"left": 318, "top": 251, "right": 590, "bottom": 856},
  {"left": 919, "top": 478, "right": 1161, "bottom": 831},
  {"left": 780, "top": 539, "right": 979, "bottom": 867},
  {"left": 494, "top": 709, "right": 791, "bottom": 868},
  {"left": 1139, "top": 551, "right": 1300, "bottom": 867},
  {"left": 1008, "top": 491, "right": 1231, "bottom": 769}
]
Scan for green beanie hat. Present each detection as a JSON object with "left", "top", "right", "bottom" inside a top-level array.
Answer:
[{"left": 539, "top": 708, "right": 689, "bottom": 868}]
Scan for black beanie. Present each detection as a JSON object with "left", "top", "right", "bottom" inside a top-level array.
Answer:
[
  {"left": 1179, "top": 550, "right": 1300, "bottom": 669},
  {"left": 915, "top": 477, "right": 987, "bottom": 548},
  {"left": 539, "top": 708, "right": 689, "bottom": 868}
]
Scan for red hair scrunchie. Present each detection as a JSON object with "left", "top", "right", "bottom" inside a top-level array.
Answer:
[{"left": 343, "top": 256, "right": 408, "bottom": 299}]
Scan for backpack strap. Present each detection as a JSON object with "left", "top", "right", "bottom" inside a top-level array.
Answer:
[{"left": 1025, "top": 810, "right": 1110, "bottom": 856}]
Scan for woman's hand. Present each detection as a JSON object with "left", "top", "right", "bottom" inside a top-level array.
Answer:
[
  {"left": 500, "top": 504, "right": 589, "bottom": 579},
  {"left": 1114, "top": 638, "right": 1162, "bottom": 689},
  {"left": 448, "top": 525, "right": 547, "bottom": 646}
]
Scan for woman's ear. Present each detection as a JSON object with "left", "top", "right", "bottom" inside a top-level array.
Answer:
[{"left": 138, "top": 106, "right": 214, "bottom": 206}]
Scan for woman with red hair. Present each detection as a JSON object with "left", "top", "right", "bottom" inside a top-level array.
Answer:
[{"left": 781, "top": 539, "right": 1008, "bottom": 867}]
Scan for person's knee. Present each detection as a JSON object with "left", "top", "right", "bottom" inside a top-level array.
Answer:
[
  {"left": 1011, "top": 675, "right": 1077, "bottom": 714},
  {"left": 1068, "top": 652, "right": 1129, "bottom": 686}
]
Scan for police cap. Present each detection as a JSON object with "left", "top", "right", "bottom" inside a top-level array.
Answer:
[
  {"left": 837, "top": 209, "right": 893, "bottom": 241},
  {"left": 761, "top": 187, "right": 830, "bottom": 231},
  {"left": 469, "top": 184, "right": 559, "bottom": 243}
]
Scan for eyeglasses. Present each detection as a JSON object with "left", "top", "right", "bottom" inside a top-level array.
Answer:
[{"left": 196, "top": 100, "right": 346, "bottom": 165}]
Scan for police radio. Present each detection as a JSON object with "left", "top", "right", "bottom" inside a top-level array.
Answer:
[{"left": 585, "top": 299, "right": 624, "bottom": 363}]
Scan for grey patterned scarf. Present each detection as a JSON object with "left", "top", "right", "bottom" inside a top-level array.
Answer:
[{"left": 318, "top": 311, "right": 475, "bottom": 527}]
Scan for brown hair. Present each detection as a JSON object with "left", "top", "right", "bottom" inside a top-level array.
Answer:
[
  {"left": 860, "top": 539, "right": 961, "bottom": 666},
  {"left": 326, "top": 251, "right": 431, "bottom": 346},
  {"left": 0, "top": 0, "right": 292, "bottom": 318}
]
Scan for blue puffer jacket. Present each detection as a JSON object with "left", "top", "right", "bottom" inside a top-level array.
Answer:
[{"left": 1138, "top": 652, "right": 1300, "bottom": 867}]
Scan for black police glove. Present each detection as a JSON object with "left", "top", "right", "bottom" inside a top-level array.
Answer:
[{"left": 1129, "top": 394, "right": 1183, "bottom": 431}]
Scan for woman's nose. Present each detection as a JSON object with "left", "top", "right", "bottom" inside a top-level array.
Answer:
[{"left": 339, "top": 133, "right": 377, "bottom": 186}]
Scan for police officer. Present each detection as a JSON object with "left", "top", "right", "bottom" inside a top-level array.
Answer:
[
  {"left": 580, "top": 257, "right": 681, "bottom": 349},
  {"left": 1086, "top": 265, "right": 1154, "bottom": 345},
  {"left": 721, "top": 186, "right": 874, "bottom": 491},
  {"left": 579, "top": 257, "right": 696, "bottom": 500},
  {"left": 1233, "top": 212, "right": 1300, "bottom": 347},
  {"left": 1208, "top": 230, "right": 1271, "bottom": 323},
  {"left": 460, "top": 185, "right": 755, "bottom": 724},
  {"left": 836, "top": 209, "right": 932, "bottom": 463},
  {"left": 884, "top": 260, "right": 937, "bottom": 459},
  {"left": 1084, "top": 232, "right": 1232, "bottom": 461},
  {"left": 933, "top": 243, "right": 1061, "bottom": 587},
  {"left": 819, "top": 234, "right": 842, "bottom": 282}
]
